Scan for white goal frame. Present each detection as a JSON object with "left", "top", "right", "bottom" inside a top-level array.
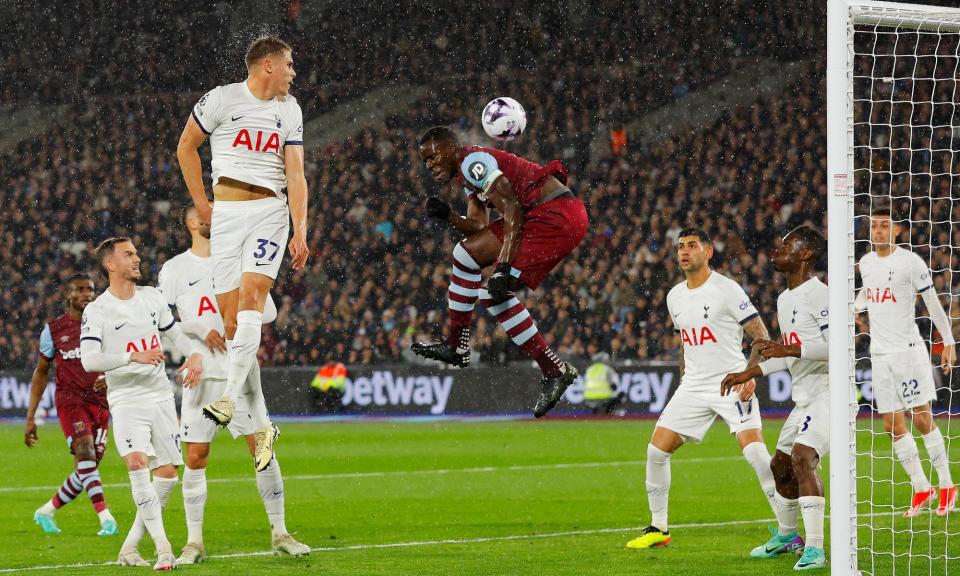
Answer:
[{"left": 828, "top": 1, "right": 960, "bottom": 574}]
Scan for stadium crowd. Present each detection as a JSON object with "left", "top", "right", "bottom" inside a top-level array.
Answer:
[{"left": 4, "top": 3, "right": 957, "bottom": 369}]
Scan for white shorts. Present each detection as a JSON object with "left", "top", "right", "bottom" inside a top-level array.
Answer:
[
  {"left": 211, "top": 196, "right": 289, "bottom": 294},
  {"left": 180, "top": 378, "right": 256, "bottom": 443},
  {"left": 656, "top": 384, "right": 763, "bottom": 443},
  {"left": 112, "top": 397, "right": 183, "bottom": 469},
  {"left": 872, "top": 346, "right": 936, "bottom": 413},
  {"left": 776, "top": 395, "right": 830, "bottom": 457}
]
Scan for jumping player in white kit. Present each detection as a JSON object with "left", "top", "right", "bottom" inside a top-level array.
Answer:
[
  {"left": 627, "top": 228, "right": 778, "bottom": 549},
  {"left": 80, "top": 237, "right": 203, "bottom": 570},
  {"left": 855, "top": 207, "right": 956, "bottom": 517},
  {"left": 158, "top": 207, "right": 308, "bottom": 562},
  {"left": 723, "top": 226, "right": 830, "bottom": 571},
  {"left": 177, "top": 35, "right": 309, "bottom": 472}
]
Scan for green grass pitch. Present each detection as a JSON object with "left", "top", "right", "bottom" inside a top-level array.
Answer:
[{"left": 0, "top": 418, "right": 955, "bottom": 575}]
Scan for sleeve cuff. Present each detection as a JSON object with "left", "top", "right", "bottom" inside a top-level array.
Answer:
[
  {"left": 739, "top": 312, "right": 759, "bottom": 325},
  {"left": 192, "top": 111, "right": 211, "bottom": 135}
]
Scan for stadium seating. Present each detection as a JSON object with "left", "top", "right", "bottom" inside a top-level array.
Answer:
[{"left": 1, "top": 2, "right": 835, "bottom": 368}]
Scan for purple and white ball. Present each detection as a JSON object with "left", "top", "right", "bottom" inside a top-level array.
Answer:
[{"left": 481, "top": 97, "right": 527, "bottom": 142}]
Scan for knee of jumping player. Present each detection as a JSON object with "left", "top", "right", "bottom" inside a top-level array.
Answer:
[{"left": 221, "top": 317, "right": 238, "bottom": 340}]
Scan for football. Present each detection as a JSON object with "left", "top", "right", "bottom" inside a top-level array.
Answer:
[{"left": 481, "top": 97, "right": 527, "bottom": 141}]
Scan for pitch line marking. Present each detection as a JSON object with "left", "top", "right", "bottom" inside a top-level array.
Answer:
[
  {"left": 0, "top": 511, "right": 911, "bottom": 573},
  {"left": 0, "top": 456, "right": 742, "bottom": 494}
]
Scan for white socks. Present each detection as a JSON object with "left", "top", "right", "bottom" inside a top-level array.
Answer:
[
  {"left": 182, "top": 467, "right": 207, "bottom": 545},
  {"left": 774, "top": 491, "right": 799, "bottom": 537},
  {"left": 742, "top": 442, "right": 777, "bottom": 516},
  {"left": 246, "top": 360, "right": 272, "bottom": 430},
  {"left": 921, "top": 428, "right": 953, "bottom": 487},
  {"left": 893, "top": 434, "right": 932, "bottom": 492},
  {"left": 645, "top": 444, "right": 671, "bottom": 532},
  {"left": 799, "top": 495, "right": 825, "bottom": 549},
  {"left": 256, "top": 458, "right": 287, "bottom": 538},
  {"left": 124, "top": 470, "right": 173, "bottom": 552},
  {"left": 223, "top": 310, "right": 263, "bottom": 404}
]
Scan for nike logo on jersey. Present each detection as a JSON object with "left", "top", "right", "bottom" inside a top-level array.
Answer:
[
  {"left": 231, "top": 115, "right": 244, "bottom": 121},
  {"left": 188, "top": 279, "right": 201, "bottom": 286},
  {"left": 255, "top": 261, "right": 271, "bottom": 266},
  {"left": 115, "top": 322, "right": 127, "bottom": 330}
]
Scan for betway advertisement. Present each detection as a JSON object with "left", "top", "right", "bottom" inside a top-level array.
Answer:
[{"left": 1, "top": 363, "right": 954, "bottom": 417}]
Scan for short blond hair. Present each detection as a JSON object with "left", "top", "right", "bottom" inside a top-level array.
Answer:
[{"left": 245, "top": 36, "right": 291, "bottom": 69}]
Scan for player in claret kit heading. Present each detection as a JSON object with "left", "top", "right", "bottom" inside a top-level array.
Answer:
[
  {"left": 177, "top": 35, "right": 309, "bottom": 472},
  {"left": 855, "top": 208, "right": 957, "bottom": 517},
  {"left": 24, "top": 273, "right": 117, "bottom": 537},
  {"left": 81, "top": 237, "right": 204, "bottom": 570},
  {"left": 627, "top": 229, "right": 778, "bottom": 550},
  {"left": 722, "top": 226, "right": 830, "bottom": 571},
  {"left": 413, "top": 126, "right": 589, "bottom": 418}
]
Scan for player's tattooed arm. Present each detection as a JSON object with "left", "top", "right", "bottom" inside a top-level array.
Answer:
[
  {"left": 485, "top": 177, "right": 524, "bottom": 265},
  {"left": 741, "top": 316, "right": 771, "bottom": 369}
]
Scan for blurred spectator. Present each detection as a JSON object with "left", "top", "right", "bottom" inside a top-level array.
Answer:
[{"left": 310, "top": 355, "right": 347, "bottom": 412}]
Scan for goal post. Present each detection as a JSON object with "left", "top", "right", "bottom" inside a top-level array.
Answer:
[{"left": 828, "top": 1, "right": 960, "bottom": 574}]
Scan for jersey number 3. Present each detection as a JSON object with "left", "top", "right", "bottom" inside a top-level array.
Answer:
[{"left": 253, "top": 239, "right": 280, "bottom": 264}]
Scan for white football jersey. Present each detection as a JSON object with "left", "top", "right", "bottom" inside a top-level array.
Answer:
[
  {"left": 192, "top": 81, "right": 304, "bottom": 198},
  {"left": 80, "top": 287, "right": 175, "bottom": 407},
  {"left": 666, "top": 271, "right": 760, "bottom": 390},
  {"left": 855, "top": 247, "right": 931, "bottom": 354},
  {"left": 775, "top": 277, "right": 829, "bottom": 404},
  {"left": 158, "top": 250, "right": 227, "bottom": 381}
]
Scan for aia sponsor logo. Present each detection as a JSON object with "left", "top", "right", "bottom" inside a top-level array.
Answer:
[
  {"left": 864, "top": 287, "right": 898, "bottom": 303},
  {"left": 232, "top": 129, "right": 280, "bottom": 153},
  {"left": 680, "top": 326, "right": 718, "bottom": 346},
  {"left": 126, "top": 335, "right": 161, "bottom": 353},
  {"left": 782, "top": 332, "right": 802, "bottom": 346}
]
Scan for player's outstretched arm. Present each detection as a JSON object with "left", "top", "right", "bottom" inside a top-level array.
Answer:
[
  {"left": 24, "top": 354, "right": 51, "bottom": 447},
  {"left": 177, "top": 117, "right": 212, "bottom": 225},
  {"left": 284, "top": 144, "right": 309, "bottom": 270}
]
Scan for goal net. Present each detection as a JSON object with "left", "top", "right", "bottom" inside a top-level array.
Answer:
[{"left": 829, "top": 1, "right": 960, "bottom": 574}]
